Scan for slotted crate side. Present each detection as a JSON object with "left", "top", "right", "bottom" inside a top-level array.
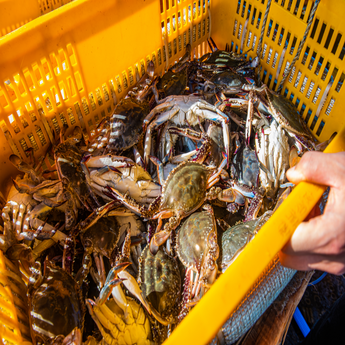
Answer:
[
  {"left": 0, "top": 0, "right": 211, "bottom": 195},
  {"left": 0, "top": 0, "right": 72, "bottom": 37},
  {"left": 211, "top": 0, "right": 345, "bottom": 143}
]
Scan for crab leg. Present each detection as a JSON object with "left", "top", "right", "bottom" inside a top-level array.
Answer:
[{"left": 83, "top": 155, "right": 134, "bottom": 169}]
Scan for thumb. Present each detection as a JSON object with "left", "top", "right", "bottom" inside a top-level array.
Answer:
[{"left": 286, "top": 151, "right": 345, "bottom": 187}]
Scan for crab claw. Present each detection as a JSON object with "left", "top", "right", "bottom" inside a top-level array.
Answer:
[
  {"left": 149, "top": 230, "right": 170, "bottom": 255},
  {"left": 99, "top": 278, "right": 126, "bottom": 305},
  {"left": 104, "top": 262, "right": 131, "bottom": 287}
]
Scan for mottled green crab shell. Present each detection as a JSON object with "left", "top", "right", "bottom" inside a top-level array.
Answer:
[
  {"left": 177, "top": 210, "right": 215, "bottom": 271},
  {"left": 159, "top": 162, "right": 213, "bottom": 216}
]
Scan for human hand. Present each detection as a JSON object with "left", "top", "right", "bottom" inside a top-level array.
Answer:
[{"left": 279, "top": 151, "right": 345, "bottom": 275}]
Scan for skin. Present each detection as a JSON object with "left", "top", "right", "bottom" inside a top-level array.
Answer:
[{"left": 279, "top": 151, "right": 345, "bottom": 275}]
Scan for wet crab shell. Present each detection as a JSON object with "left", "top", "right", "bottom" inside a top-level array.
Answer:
[
  {"left": 177, "top": 210, "right": 216, "bottom": 272},
  {"left": 159, "top": 162, "right": 213, "bottom": 216},
  {"left": 209, "top": 70, "right": 248, "bottom": 92},
  {"left": 139, "top": 246, "right": 181, "bottom": 323},
  {"left": 156, "top": 70, "right": 187, "bottom": 99},
  {"left": 108, "top": 97, "right": 150, "bottom": 152},
  {"left": 200, "top": 50, "right": 247, "bottom": 68},
  {"left": 29, "top": 261, "right": 85, "bottom": 344},
  {"left": 80, "top": 216, "right": 121, "bottom": 258},
  {"left": 265, "top": 90, "right": 314, "bottom": 140}
]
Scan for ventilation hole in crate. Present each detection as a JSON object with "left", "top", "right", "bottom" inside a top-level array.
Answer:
[
  {"left": 58, "top": 49, "right": 68, "bottom": 70},
  {"left": 247, "top": 31, "right": 252, "bottom": 47},
  {"left": 27, "top": 133, "right": 39, "bottom": 151},
  {"left": 17, "top": 109, "right": 28, "bottom": 128},
  {"left": 178, "top": 11, "right": 182, "bottom": 29},
  {"left": 237, "top": 24, "right": 242, "bottom": 40},
  {"left": 306, "top": 81, "right": 315, "bottom": 99},
  {"left": 101, "top": 111, "right": 106, "bottom": 118},
  {"left": 188, "top": 5, "right": 192, "bottom": 22},
  {"left": 23, "top": 69, "right": 35, "bottom": 91},
  {"left": 283, "top": 61, "right": 290, "bottom": 76},
  {"left": 193, "top": 1, "right": 197, "bottom": 18},
  {"left": 331, "top": 33, "right": 342, "bottom": 55},
  {"left": 310, "top": 18, "right": 319, "bottom": 39},
  {"left": 252, "top": 35, "right": 257, "bottom": 50},
  {"left": 114, "top": 76, "right": 122, "bottom": 94},
  {"left": 207, "top": 16, "right": 210, "bottom": 33},
  {"left": 312, "top": 86, "right": 321, "bottom": 104},
  {"left": 241, "top": 0, "right": 246, "bottom": 17},
  {"left": 41, "top": 59, "right": 51, "bottom": 81},
  {"left": 94, "top": 89, "right": 102, "bottom": 107},
  {"left": 317, "top": 23, "right": 327, "bottom": 44},
  {"left": 88, "top": 93, "right": 96, "bottom": 111},
  {"left": 262, "top": 43, "right": 267, "bottom": 59},
  {"left": 314, "top": 56, "right": 324, "bottom": 76},
  {"left": 198, "top": 23, "right": 201, "bottom": 40},
  {"left": 284, "top": 32, "right": 291, "bottom": 49},
  {"left": 331, "top": 67, "right": 339, "bottom": 85},
  {"left": 321, "top": 61, "right": 331, "bottom": 81},
  {"left": 28, "top": 111, "right": 37, "bottom": 123},
  {"left": 272, "top": 23, "right": 279, "bottom": 42},
  {"left": 127, "top": 68, "right": 134, "bottom": 87},
  {"left": 233, "top": 20, "right": 238, "bottom": 36},
  {"left": 287, "top": 0, "right": 293, "bottom": 11},
  {"left": 43, "top": 94, "right": 53, "bottom": 111},
  {"left": 325, "top": 97, "right": 335, "bottom": 115},
  {"left": 278, "top": 27, "right": 284, "bottom": 46},
  {"left": 256, "top": 12, "right": 262, "bottom": 29},
  {"left": 19, "top": 138, "right": 28, "bottom": 153},
  {"left": 301, "top": 46, "right": 310, "bottom": 65},
  {"left": 183, "top": 7, "right": 187, "bottom": 26},
  {"left": 267, "top": 74, "right": 273, "bottom": 88},
  {"left": 203, "top": 0, "right": 206, "bottom": 13},
  {"left": 32, "top": 64, "right": 43, "bottom": 86},
  {"left": 36, "top": 126, "right": 46, "bottom": 146},
  {"left": 308, "top": 51, "right": 317, "bottom": 70},
  {"left": 305, "top": 109, "right": 312, "bottom": 124},
  {"left": 324, "top": 28, "right": 334, "bottom": 50},
  {"left": 50, "top": 53, "right": 59, "bottom": 75},
  {"left": 66, "top": 108, "right": 75, "bottom": 125},
  {"left": 310, "top": 115, "right": 318, "bottom": 130},
  {"left": 0, "top": 88, "right": 8, "bottom": 108},
  {"left": 300, "top": 103, "right": 306, "bottom": 116},
  {"left": 283, "top": 88, "right": 288, "bottom": 97},
  {"left": 94, "top": 114, "right": 100, "bottom": 126},
  {"left": 272, "top": 79, "right": 277, "bottom": 91},
  {"left": 4, "top": 80, "right": 17, "bottom": 101},
  {"left": 73, "top": 72, "right": 83, "bottom": 92},
  {"left": 59, "top": 112, "right": 67, "bottom": 126},
  {"left": 168, "top": 42, "right": 172, "bottom": 58},
  {"left": 236, "top": 0, "right": 241, "bottom": 14},
  {"left": 335, "top": 73, "right": 345, "bottom": 93},
  {"left": 173, "top": 14, "right": 177, "bottom": 32},
  {"left": 295, "top": 98, "right": 300, "bottom": 107},
  {"left": 160, "top": 0, "right": 164, "bottom": 12},
  {"left": 107, "top": 106, "right": 112, "bottom": 114},
  {"left": 261, "top": 0, "right": 265, "bottom": 5},
  {"left": 246, "top": 4, "right": 251, "bottom": 19},
  {"left": 300, "top": 76, "right": 308, "bottom": 93},
  {"left": 75, "top": 102, "right": 83, "bottom": 121},
  {"left": 66, "top": 77, "right": 76, "bottom": 97},
  {"left": 8, "top": 114, "right": 20, "bottom": 133},
  {"left": 267, "top": 19, "right": 273, "bottom": 37},
  {"left": 235, "top": 45, "right": 239, "bottom": 53},
  {"left": 290, "top": 36, "right": 297, "bottom": 55},
  {"left": 13, "top": 74, "right": 25, "bottom": 95},
  {"left": 163, "top": 46, "right": 167, "bottom": 62},
  {"left": 51, "top": 117, "right": 60, "bottom": 134},
  {"left": 167, "top": 18, "right": 171, "bottom": 36},
  {"left": 202, "top": 19, "right": 206, "bottom": 36},
  {"left": 67, "top": 44, "right": 77, "bottom": 66},
  {"left": 158, "top": 49, "right": 162, "bottom": 66},
  {"left": 315, "top": 120, "right": 325, "bottom": 136},
  {"left": 251, "top": 7, "right": 257, "bottom": 25},
  {"left": 294, "top": 71, "right": 302, "bottom": 88},
  {"left": 288, "top": 67, "right": 296, "bottom": 83},
  {"left": 339, "top": 43, "right": 345, "bottom": 60},
  {"left": 266, "top": 48, "right": 272, "bottom": 64}
]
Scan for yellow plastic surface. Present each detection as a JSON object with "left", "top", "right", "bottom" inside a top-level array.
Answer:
[
  {"left": 0, "top": 0, "right": 344, "bottom": 343},
  {"left": 164, "top": 125, "right": 345, "bottom": 344},
  {"left": 0, "top": 250, "right": 32, "bottom": 344},
  {"left": 0, "top": 0, "right": 72, "bottom": 37}
]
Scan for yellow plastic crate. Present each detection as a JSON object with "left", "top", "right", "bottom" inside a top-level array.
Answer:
[
  {"left": 0, "top": 0, "right": 73, "bottom": 37},
  {"left": 0, "top": 0, "right": 344, "bottom": 344}
]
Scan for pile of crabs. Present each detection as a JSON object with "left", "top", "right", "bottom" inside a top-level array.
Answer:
[{"left": 0, "top": 40, "right": 323, "bottom": 345}]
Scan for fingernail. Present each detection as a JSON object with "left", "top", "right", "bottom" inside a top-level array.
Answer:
[{"left": 286, "top": 166, "right": 305, "bottom": 181}]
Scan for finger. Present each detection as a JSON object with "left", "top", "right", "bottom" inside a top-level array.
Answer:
[
  {"left": 279, "top": 252, "right": 345, "bottom": 275},
  {"left": 286, "top": 151, "right": 345, "bottom": 187},
  {"left": 282, "top": 213, "right": 345, "bottom": 256}
]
